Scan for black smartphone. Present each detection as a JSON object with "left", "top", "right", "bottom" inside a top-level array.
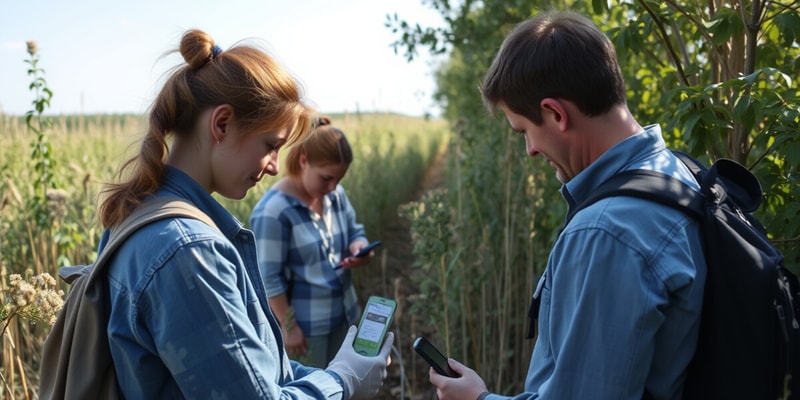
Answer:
[
  {"left": 352, "top": 240, "right": 382, "bottom": 258},
  {"left": 413, "top": 336, "right": 459, "bottom": 377},
  {"left": 336, "top": 241, "right": 382, "bottom": 269}
]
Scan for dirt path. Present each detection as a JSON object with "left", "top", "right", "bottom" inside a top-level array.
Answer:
[{"left": 356, "top": 150, "right": 446, "bottom": 400}]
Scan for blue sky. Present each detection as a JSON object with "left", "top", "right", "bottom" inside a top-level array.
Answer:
[{"left": 0, "top": 0, "right": 443, "bottom": 117}]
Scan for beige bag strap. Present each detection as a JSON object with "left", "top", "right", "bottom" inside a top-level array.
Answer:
[
  {"left": 59, "top": 197, "right": 218, "bottom": 284},
  {"left": 39, "top": 197, "right": 217, "bottom": 400}
]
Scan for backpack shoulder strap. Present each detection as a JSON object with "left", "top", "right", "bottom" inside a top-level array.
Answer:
[
  {"left": 566, "top": 150, "right": 763, "bottom": 227},
  {"left": 566, "top": 166, "right": 704, "bottom": 226},
  {"left": 672, "top": 151, "right": 707, "bottom": 178},
  {"left": 60, "top": 197, "right": 218, "bottom": 284}
]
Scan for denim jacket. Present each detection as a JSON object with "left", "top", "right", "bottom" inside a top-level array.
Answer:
[{"left": 102, "top": 166, "right": 344, "bottom": 399}]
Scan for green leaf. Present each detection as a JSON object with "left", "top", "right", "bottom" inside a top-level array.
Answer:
[
  {"left": 774, "top": 12, "right": 800, "bottom": 46},
  {"left": 592, "top": 0, "right": 610, "bottom": 14}
]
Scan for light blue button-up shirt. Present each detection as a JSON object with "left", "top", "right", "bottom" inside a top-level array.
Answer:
[
  {"left": 490, "top": 125, "right": 707, "bottom": 400},
  {"left": 103, "top": 166, "right": 345, "bottom": 399}
]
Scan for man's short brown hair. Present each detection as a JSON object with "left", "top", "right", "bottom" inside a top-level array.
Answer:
[{"left": 480, "top": 11, "right": 627, "bottom": 125}]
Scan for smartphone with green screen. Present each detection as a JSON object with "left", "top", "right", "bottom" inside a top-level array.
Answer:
[{"left": 353, "top": 296, "right": 397, "bottom": 356}]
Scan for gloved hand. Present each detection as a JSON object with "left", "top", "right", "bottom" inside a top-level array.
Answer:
[{"left": 326, "top": 325, "right": 394, "bottom": 400}]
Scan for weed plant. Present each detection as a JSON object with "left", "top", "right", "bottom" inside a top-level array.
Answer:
[
  {"left": 0, "top": 41, "right": 77, "bottom": 399},
  {"left": 400, "top": 116, "right": 566, "bottom": 394}
]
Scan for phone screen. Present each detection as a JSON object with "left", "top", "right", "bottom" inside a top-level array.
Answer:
[
  {"left": 413, "top": 336, "right": 459, "bottom": 377},
  {"left": 353, "top": 296, "right": 396, "bottom": 356}
]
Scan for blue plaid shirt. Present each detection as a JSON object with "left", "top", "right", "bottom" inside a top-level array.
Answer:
[{"left": 250, "top": 184, "right": 365, "bottom": 336}]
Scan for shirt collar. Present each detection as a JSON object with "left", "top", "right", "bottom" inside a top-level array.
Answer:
[
  {"left": 156, "top": 165, "right": 244, "bottom": 238},
  {"left": 275, "top": 185, "right": 340, "bottom": 211},
  {"left": 562, "top": 124, "right": 666, "bottom": 210}
]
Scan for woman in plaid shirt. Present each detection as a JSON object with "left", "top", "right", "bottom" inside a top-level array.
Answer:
[{"left": 250, "top": 117, "right": 375, "bottom": 368}]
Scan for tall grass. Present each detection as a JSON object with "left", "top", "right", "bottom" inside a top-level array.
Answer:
[
  {"left": 0, "top": 111, "right": 447, "bottom": 398},
  {"left": 400, "top": 117, "right": 565, "bottom": 394},
  {"left": 0, "top": 112, "right": 145, "bottom": 398}
]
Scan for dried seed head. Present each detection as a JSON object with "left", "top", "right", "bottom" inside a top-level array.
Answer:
[
  {"left": 46, "top": 188, "right": 69, "bottom": 220},
  {"left": 26, "top": 41, "right": 38, "bottom": 56},
  {"left": 2, "top": 270, "right": 65, "bottom": 328}
]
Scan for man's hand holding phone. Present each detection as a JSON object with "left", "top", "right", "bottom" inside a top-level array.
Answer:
[
  {"left": 428, "top": 358, "right": 489, "bottom": 400},
  {"left": 413, "top": 336, "right": 459, "bottom": 377},
  {"left": 415, "top": 336, "right": 489, "bottom": 400}
]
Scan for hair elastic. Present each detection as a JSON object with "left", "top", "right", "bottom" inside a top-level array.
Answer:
[{"left": 211, "top": 45, "right": 222, "bottom": 59}]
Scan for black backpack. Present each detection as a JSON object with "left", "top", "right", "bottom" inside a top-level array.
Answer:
[{"left": 569, "top": 151, "right": 800, "bottom": 399}]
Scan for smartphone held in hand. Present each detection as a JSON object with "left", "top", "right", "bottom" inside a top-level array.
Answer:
[
  {"left": 353, "top": 296, "right": 397, "bottom": 356},
  {"left": 352, "top": 240, "right": 382, "bottom": 258},
  {"left": 335, "top": 240, "right": 382, "bottom": 269},
  {"left": 413, "top": 336, "right": 459, "bottom": 378}
]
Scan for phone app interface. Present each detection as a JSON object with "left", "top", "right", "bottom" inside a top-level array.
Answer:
[{"left": 356, "top": 302, "right": 392, "bottom": 345}]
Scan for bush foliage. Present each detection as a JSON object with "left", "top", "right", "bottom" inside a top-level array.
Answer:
[{"left": 390, "top": 0, "right": 800, "bottom": 393}]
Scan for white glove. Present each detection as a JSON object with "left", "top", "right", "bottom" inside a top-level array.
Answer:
[{"left": 326, "top": 325, "right": 394, "bottom": 400}]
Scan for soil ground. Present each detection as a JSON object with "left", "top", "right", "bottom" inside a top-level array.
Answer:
[{"left": 354, "top": 150, "right": 446, "bottom": 400}]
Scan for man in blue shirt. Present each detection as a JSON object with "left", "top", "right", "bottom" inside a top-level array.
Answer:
[{"left": 429, "top": 11, "right": 707, "bottom": 400}]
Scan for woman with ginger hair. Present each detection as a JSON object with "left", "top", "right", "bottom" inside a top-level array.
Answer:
[
  {"left": 84, "top": 30, "right": 391, "bottom": 399},
  {"left": 250, "top": 116, "right": 376, "bottom": 369}
]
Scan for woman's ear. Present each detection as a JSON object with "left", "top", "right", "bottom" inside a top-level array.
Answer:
[
  {"left": 540, "top": 98, "right": 568, "bottom": 131},
  {"left": 210, "top": 104, "right": 234, "bottom": 143}
]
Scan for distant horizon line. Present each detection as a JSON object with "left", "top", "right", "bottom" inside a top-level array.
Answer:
[{"left": 0, "top": 109, "right": 439, "bottom": 118}]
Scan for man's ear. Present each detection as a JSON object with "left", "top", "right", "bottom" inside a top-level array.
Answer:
[
  {"left": 540, "top": 98, "right": 568, "bottom": 131},
  {"left": 210, "top": 104, "right": 234, "bottom": 143}
]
